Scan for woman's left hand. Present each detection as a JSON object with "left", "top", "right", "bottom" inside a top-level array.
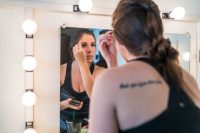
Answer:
[
  {"left": 98, "top": 31, "right": 117, "bottom": 67},
  {"left": 73, "top": 45, "right": 87, "bottom": 65}
]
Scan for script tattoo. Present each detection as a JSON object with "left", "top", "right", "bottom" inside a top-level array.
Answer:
[{"left": 119, "top": 80, "right": 162, "bottom": 89}]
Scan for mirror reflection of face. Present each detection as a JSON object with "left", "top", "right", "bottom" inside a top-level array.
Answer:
[{"left": 77, "top": 33, "right": 96, "bottom": 63}]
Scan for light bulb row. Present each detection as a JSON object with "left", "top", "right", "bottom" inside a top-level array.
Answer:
[{"left": 22, "top": 18, "right": 38, "bottom": 133}]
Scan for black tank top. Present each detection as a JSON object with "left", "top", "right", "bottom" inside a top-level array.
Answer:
[
  {"left": 120, "top": 58, "right": 200, "bottom": 133},
  {"left": 60, "top": 61, "right": 95, "bottom": 125}
]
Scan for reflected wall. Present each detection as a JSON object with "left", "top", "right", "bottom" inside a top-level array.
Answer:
[{"left": 165, "top": 33, "right": 190, "bottom": 71}]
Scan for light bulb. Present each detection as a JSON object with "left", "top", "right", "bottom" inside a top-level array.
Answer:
[
  {"left": 24, "top": 128, "right": 37, "bottom": 133},
  {"left": 21, "top": 91, "right": 37, "bottom": 107},
  {"left": 182, "top": 52, "right": 190, "bottom": 62},
  {"left": 170, "top": 7, "right": 185, "bottom": 20},
  {"left": 79, "top": 0, "right": 93, "bottom": 12},
  {"left": 22, "top": 20, "right": 38, "bottom": 35},
  {"left": 22, "top": 56, "right": 37, "bottom": 71}
]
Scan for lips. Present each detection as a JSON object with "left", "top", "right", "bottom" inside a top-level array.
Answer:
[
  {"left": 86, "top": 56, "right": 93, "bottom": 59},
  {"left": 86, "top": 55, "right": 93, "bottom": 59}
]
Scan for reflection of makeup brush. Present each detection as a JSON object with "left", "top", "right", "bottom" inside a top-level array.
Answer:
[
  {"left": 82, "top": 118, "right": 89, "bottom": 129},
  {"left": 83, "top": 118, "right": 89, "bottom": 122}
]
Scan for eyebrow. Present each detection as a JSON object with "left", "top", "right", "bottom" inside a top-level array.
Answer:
[{"left": 80, "top": 42, "right": 95, "bottom": 44}]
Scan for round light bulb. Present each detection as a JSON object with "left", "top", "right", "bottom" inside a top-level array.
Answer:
[
  {"left": 170, "top": 7, "right": 185, "bottom": 20},
  {"left": 22, "top": 20, "right": 38, "bottom": 35},
  {"left": 182, "top": 52, "right": 190, "bottom": 62},
  {"left": 22, "top": 56, "right": 37, "bottom": 71},
  {"left": 24, "top": 128, "right": 37, "bottom": 133},
  {"left": 79, "top": 0, "right": 93, "bottom": 12},
  {"left": 21, "top": 91, "right": 37, "bottom": 107}
]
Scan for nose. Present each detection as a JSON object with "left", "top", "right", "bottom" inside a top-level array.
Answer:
[{"left": 86, "top": 46, "right": 92, "bottom": 53}]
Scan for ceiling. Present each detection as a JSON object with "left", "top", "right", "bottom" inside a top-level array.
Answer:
[{"left": 4, "top": 0, "right": 200, "bottom": 19}]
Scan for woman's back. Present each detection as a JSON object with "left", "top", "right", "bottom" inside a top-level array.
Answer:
[
  {"left": 89, "top": 0, "right": 200, "bottom": 132},
  {"left": 115, "top": 59, "right": 169, "bottom": 131},
  {"left": 90, "top": 58, "right": 200, "bottom": 133}
]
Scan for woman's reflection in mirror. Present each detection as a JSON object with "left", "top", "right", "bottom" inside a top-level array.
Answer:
[{"left": 60, "top": 29, "right": 105, "bottom": 133}]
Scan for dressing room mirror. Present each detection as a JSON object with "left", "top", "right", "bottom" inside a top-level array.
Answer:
[
  {"left": 165, "top": 33, "right": 190, "bottom": 71},
  {"left": 60, "top": 26, "right": 110, "bottom": 132}
]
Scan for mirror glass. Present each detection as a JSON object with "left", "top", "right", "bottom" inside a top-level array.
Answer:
[
  {"left": 165, "top": 33, "right": 190, "bottom": 71},
  {"left": 60, "top": 27, "right": 110, "bottom": 133}
]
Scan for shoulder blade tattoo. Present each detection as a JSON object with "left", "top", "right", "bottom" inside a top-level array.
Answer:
[{"left": 119, "top": 80, "right": 162, "bottom": 89}]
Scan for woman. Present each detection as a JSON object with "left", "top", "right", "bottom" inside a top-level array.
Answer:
[
  {"left": 89, "top": 0, "right": 200, "bottom": 133},
  {"left": 60, "top": 29, "right": 104, "bottom": 132}
]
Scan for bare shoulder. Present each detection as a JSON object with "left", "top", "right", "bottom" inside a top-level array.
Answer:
[
  {"left": 91, "top": 67, "right": 120, "bottom": 110},
  {"left": 92, "top": 65, "right": 129, "bottom": 98},
  {"left": 92, "top": 67, "right": 119, "bottom": 91},
  {"left": 182, "top": 68, "right": 199, "bottom": 89},
  {"left": 182, "top": 68, "right": 196, "bottom": 81},
  {"left": 60, "top": 63, "right": 67, "bottom": 75},
  {"left": 182, "top": 69, "right": 200, "bottom": 107},
  {"left": 60, "top": 63, "right": 67, "bottom": 86},
  {"left": 92, "top": 65, "right": 105, "bottom": 79},
  {"left": 61, "top": 63, "right": 67, "bottom": 69}
]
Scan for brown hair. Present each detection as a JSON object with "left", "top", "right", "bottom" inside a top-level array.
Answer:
[{"left": 112, "top": 0, "right": 183, "bottom": 88}]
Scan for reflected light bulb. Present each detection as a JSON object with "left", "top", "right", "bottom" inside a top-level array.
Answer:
[
  {"left": 24, "top": 128, "right": 37, "bottom": 133},
  {"left": 79, "top": 0, "right": 93, "bottom": 12},
  {"left": 170, "top": 7, "right": 185, "bottom": 20},
  {"left": 182, "top": 52, "right": 190, "bottom": 62},
  {"left": 22, "top": 91, "right": 37, "bottom": 107},
  {"left": 22, "top": 20, "right": 38, "bottom": 35},
  {"left": 22, "top": 56, "right": 37, "bottom": 71}
]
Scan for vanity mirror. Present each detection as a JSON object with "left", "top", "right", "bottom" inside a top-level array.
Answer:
[
  {"left": 60, "top": 26, "right": 110, "bottom": 133},
  {"left": 165, "top": 33, "right": 190, "bottom": 71}
]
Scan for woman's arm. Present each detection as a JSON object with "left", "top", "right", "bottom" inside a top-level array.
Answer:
[
  {"left": 78, "top": 63, "right": 104, "bottom": 98},
  {"left": 98, "top": 31, "right": 118, "bottom": 68},
  {"left": 73, "top": 45, "right": 104, "bottom": 98},
  {"left": 182, "top": 69, "right": 200, "bottom": 107},
  {"left": 89, "top": 70, "right": 118, "bottom": 133}
]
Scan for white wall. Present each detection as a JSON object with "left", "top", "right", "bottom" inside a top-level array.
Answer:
[
  {"left": 197, "top": 22, "right": 200, "bottom": 86},
  {"left": 163, "top": 20, "right": 198, "bottom": 78},
  {"left": 0, "top": 7, "right": 25, "bottom": 133},
  {"left": 0, "top": 2, "right": 199, "bottom": 133}
]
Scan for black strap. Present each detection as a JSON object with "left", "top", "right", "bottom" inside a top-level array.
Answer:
[{"left": 89, "top": 62, "right": 95, "bottom": 74}]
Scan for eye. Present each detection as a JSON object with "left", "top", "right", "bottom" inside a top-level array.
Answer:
[
  {"left": 81, "top": 43, "right": 87, "bottom": 48},
  {"left": 91, "top": 43, "right": 96, "bottom": 47}
]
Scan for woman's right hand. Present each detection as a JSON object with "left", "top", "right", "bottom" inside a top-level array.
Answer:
[
  {"left": 73, "top": 44, "right": 87, "bottom": 66},
  {"left": 61, "top": 98, "right": 83, "bottom": 110},
  {"left": 98, "top": 31, "right": 117, "bottom": 67}
]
